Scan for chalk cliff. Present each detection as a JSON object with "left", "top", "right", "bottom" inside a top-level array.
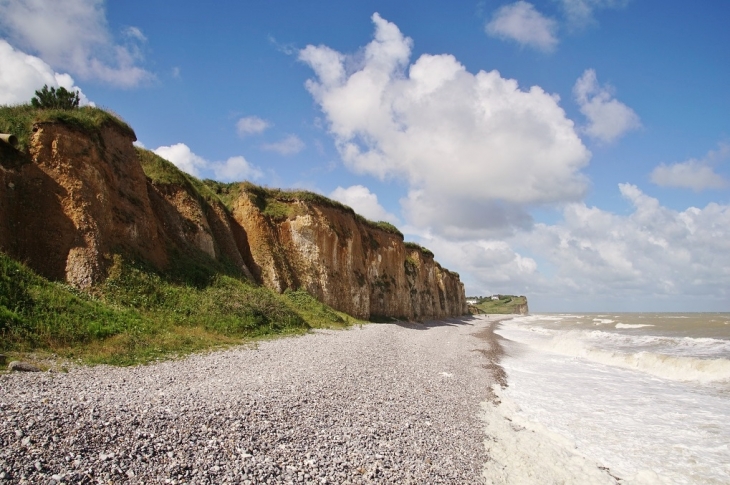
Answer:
[{"left": 0, "top": 111, "right": 467, "bottom": 320}]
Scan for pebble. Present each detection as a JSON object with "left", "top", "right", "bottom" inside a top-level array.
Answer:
[{"left": 0, "top": 318, "right": 499, "bottom": 483}]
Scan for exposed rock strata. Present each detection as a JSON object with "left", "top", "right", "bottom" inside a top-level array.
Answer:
[
  {"left": 230, "top": 195, "right": 467, "bottom": 320},
  {"left": 0, "top": 119, "right": 466, "bottom": 320}
]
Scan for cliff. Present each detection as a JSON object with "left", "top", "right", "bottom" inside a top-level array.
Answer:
[
  {"left": 472, "top": 295, "right": 529, "bottom": 315},
  {"left": 0, "top": 107, "right": 466, "bottom": 321}
]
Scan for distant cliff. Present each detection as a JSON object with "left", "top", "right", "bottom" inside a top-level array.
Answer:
[
  {"left": 471, "top": 295, "right": 529, "bottom": 315},
  {"left": 0, "top": 107, "right": 466, "bottom": 321}
]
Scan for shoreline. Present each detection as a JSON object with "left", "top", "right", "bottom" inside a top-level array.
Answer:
[
  {"left": 472, "top": 315, "right": 514, "bottom": 392},
  {"left": 1, "top": 316, "right": 502, "bottom": 484},
  {"left": 477, "top": 313, "right": 624, "bottom": 485}
]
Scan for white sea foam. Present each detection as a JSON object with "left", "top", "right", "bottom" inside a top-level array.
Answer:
[
  {"left": 593, "top": 318, "right": 615, "bottom": 325},
  {"left": 615, "top": 323, "right": 654, "bottom": 329},
  {"left": 481, "top": 387, "right": 622, "bottom": 485},
  {"left": 530, "top": 332, "right": 730, "bottom": 383},
  {"left": 497, "top": 314, "right": 730, "bottom": 484},
  {"left": 481, "top": 386, "right": 668, "bottom": 485}
]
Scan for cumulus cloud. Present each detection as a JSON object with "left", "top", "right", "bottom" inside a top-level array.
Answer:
[
  {"left": 236, "top": 116, "right": 271, "bottom": 137},
  {"left": 574, "top": 69, "right": 640, "bottom": 142},
  {"left": 0, "top": 39, "right": 91, "bottom": 105},
  {"left": 485, "top": 1, "right": 558, "bottom": 52},
  {"left": 153, "top": 144, "right": 208, "bottom": 178},
  {"left": 261, "top": 134, "right": 305, "bottom": 155},
  {"left": 427, "top": 183, "right": 730, "bottom": 307},
  {"left": 330, "top": 185, "right": 399, "bottom": 224},
  {"left": 153, "top": 143, "right": 262, "bottom": 182},
  {"left": 212, "top": 155, "right": 263, "bottom": 182},
  {"left": 300, "top": 13, "right": 590, "bottom": 236},
  {"left": 421, "top": 236, "right": 541, "bottom": 297},
  {"left": 524, "top": 184, "right": 730, "bottom": 299},
  {"left": 650, "top": 143, "right": 729, "bottom": 191},
  {"left": 0, "top": 0, "right": 152, "bottom": 87}
]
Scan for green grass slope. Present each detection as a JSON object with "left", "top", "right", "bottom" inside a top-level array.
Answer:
[
  {"left": 472, "top": 295, "right": 528, "bottom": 314},
  {"left": 0, "top": 252, "right": 355, "bottom": 366}
]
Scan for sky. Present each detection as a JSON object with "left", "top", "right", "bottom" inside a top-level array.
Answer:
[{"left": 1, "top": 0, "right": 729, "bottom": 312}]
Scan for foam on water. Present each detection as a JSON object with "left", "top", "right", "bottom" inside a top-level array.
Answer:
[
  {"left": 593, "top": 318, "right": 615, "bottom": 325},
  {"left": 615, "top": 323, "right": 653, "bottom": 329},
  {"left": 481, "top": 386, "right": 634, "bottom": 485},
  {"left": 494, "top": 313, "right": 730, "bottom": 484}
]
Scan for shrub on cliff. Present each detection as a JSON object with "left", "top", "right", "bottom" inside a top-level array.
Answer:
[{"left": 31, "top": 85, "right": 80, "bottom": 110}]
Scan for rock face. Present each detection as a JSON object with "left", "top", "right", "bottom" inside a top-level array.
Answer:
[
  {"left": 0, "top": 118, "right": 466, "bottom": 320},
  {"left": 0, "top": 122, "right": 166, "bottom": 287},
  {"left": 230, "top": 194, "right": 467, "bottom": 320}
]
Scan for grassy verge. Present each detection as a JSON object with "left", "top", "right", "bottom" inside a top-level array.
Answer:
[{"left": 0, "top": 252, "right": 360, "bottom": 366}]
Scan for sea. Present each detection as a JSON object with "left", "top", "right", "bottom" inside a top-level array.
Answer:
[{"left": 492, "top": 313, "right": 730, "bottom": 485}]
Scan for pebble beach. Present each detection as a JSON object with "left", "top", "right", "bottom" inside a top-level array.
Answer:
[{"left": 1, "top": 316, "right": 510, "bottom": 484}]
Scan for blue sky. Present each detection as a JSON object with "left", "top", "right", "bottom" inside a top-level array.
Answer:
[{"left": 1, "top": 0, "right": 729, "bottom": 311}]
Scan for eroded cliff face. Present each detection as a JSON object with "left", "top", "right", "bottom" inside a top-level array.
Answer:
[
  {"left": 229, "top": 193, "right": 467, "bottom": 320},
  {"left": 1, "top": 122, "right": 166, "bottom": 287},
  {"left": 0, "top": 119, "right": 466, "bottom": 320}
]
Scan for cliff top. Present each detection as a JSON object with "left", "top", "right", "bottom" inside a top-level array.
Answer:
[
  {"left": 471, "top": 295, "right": 528, "bottom": 314},
  {"left": 0, "top": 104, "right": 136, "bottom": 152}
]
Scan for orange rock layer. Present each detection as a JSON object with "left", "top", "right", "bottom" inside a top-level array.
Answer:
[{"left": 0, "top": 120, "right": 466, "bottom": 321}]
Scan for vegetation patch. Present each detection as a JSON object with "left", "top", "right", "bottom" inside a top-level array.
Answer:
[
  {"left": 404, "top": 242, "right": 434, "bottom": 258},
  {"left": 0, "top": 251, "right": 359, "bottom": 366},
  {"left": 283, "top": 289, "right": 351, "bottom": 329},
  {"left": 0, "top": 104, "right": 135, "bottom": 153},
  {"left": 471, "top": 295, "right": 528, "bottom": 314},
  {"left": 404, "top": 256, "right": 418, "bottom": 276},
  {"left": 203, "top": 180, "right": 404, "bottom": 238}
]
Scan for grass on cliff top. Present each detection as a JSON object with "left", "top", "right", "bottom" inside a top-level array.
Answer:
[
  {"left": 137, "top": 147, "right": 223, "bottom": 211},
  {"left": 204, "top": 180, "right": 405, "bottom": 239},
  {"left": 0, "top": 252, "right": 356, "bottom": 366},
  {"left": 404, "top": 241, "right": 435, "bottom": 258},
  {"left": 0, "top": 104, "right": 136, "bottom": 152},
  {"left": 473, "top": 295, "right": 528, "bottom": 314}
]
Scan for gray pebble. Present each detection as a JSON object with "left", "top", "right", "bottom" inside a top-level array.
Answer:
[{"left": 0, "top": 318, "right": 499, "bottom": 483}]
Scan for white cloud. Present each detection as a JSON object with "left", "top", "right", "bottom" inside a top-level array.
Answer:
[
  {"left": 650, "top": 143, "right": 729, "bottom": 191},
  {"left": 0, "top": 39, "right": 91, "bottom": 105},
  {"left": 153, "top": 143, "right": 262, "bottom": 182},
  {"left": 300, "top": 13, "right": 590, "bottom": 236},
  {"left": 574, "top": 69, "right": 640, "bottom": 142},
  {"left": 559, "top": 0, "right": 629, "bottom": 28},
  {"left": 123, "top": 26, "right": 147, "bottom": 42},
  {"left": 0, "top": 0, "right": 152, "bottom": 87},
  {"left": 212, "top": 155, "right": 263, "bottom": 182},
  {"left": 485, "top": 1, "right": 559, "bottom": 52},
  {"left": 236, "top": 116, "right": 271, "bottom": 137},
  {"left": 422, "top": 236, "right": 540, "bottom": 297},
  {"left": 330, "top": 185, "right": 399, "bottom": 224},
  {"left": 525, "top": 184, "right": 730, "bottom": 298},
  {"left": 428, "top": 184, "right": 730, "bottom": 308},
  {"left": 261, "top": 134, "right": 305, "bottom": 155},
  {"left": 153, "top": 143, "right": 209, "bottom": 178}
]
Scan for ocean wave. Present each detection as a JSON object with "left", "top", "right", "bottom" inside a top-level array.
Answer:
[
  {"left": 533, "top": 334, "right": 730, "bottom": 383},
  {"left": 592, "top": 318, "right": 615, "bottom": 325},
  {"left": 615, "top": 323, "right": 654, "bottom": 329}
]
